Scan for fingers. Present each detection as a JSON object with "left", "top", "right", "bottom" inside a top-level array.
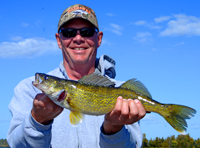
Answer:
[
  {"left": 120, "top": 99, "right": 130, "bottom": 121},
  {"left": 131, "top": 99, "right": 146, "bottom": 120},
  {"left": 111, "top": 96, "right": 123, "bottom": 116},
  {"left": 120, "top": 99, "right": 141, "bottom": 124},
  {"left": 34, "top": 93, "right": 61, "bottom": 112},
  {"left": 32, "top": 93, "right": 63, "bottom": 125},
  {"left": 106, "top": 97, "right": 146, "bottom": 125},
  {"left": 33, "top": 93, "right": 48, "bottom": 108},
  {"left": 126, "top": 99, "right": 139, "bottom": 122}
]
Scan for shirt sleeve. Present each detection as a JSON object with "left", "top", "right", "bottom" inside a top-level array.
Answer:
[
  {"left": 7, "top": 77, "right": 53, "bottom": 148},
  {"left": 99, "top": 123, "right": 142, "bottom": 148}
]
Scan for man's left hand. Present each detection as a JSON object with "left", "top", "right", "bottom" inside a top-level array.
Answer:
[{"left": 103, "top": 96, "right": 146, "bottom": 135}]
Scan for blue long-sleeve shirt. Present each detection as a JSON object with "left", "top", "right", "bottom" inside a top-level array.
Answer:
[{"left": 7, "top": 55, "right": 143, "bottom": 148}]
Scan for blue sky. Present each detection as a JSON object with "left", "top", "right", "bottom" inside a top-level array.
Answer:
[{"left": 0, "top": 0, "right": 199, "bottom": 140}]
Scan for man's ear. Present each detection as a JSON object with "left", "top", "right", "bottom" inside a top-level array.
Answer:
[
  {"left": 97, "top": 31, "right": 103, "bottom": 47},
  {"left": 55, "top": 33, "right": 62, "bottom": 49}
]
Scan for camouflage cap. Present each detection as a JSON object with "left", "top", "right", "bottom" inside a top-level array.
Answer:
[{"left": 57, "top": 4, "right": 99, "bottom": 32}]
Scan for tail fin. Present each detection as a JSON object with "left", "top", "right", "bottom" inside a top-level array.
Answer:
[{"left": 161, "top": 104, "right": 196, "bottom": 134}]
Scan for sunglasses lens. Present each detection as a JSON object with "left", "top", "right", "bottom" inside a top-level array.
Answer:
[
  {"left": 61, "top": 29, "right": 76, "bottom": 37},
  {"left": 80, "top": 28, "right": 95, "bottom": 37},
  {"left": 60, "top": 28, "right": 97, "bottom": 38}
]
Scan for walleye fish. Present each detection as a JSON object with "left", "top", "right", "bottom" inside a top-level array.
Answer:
[{"left": 32, "top": 73, "right": 196, "bottom": 134}]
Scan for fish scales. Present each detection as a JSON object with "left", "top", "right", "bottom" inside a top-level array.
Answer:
[
  {"left": 64, "top": 82, "right": 134, "bottom": 114},
  {"left": 32, "top": 73, "right": 196, "bottom": 134}
]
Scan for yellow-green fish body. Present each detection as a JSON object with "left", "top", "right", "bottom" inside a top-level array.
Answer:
[{"left": 32, "top": 73, "right": 196, "bottom": 134}]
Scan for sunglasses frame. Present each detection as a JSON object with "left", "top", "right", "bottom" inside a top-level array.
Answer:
[{"left": 59, "top": 28, "right": 99, "bottom": 38}]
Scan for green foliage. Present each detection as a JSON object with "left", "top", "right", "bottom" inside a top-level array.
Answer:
[
  {"left": 142, "top": 133, "right": 199, "bottom": 148},
  {"left": 0, "top": 139, "right": 9, "bottom": 147},
  {"left": 0, "top": 135, "right": 199, "bottom": 148}
]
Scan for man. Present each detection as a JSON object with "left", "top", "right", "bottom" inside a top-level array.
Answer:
[{"left": 7, "top": 4, "right": 146, "bottom": 148}]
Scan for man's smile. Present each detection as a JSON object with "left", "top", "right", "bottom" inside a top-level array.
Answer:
[{"left": 72, "top": 47, "right": 87, "bottom": 50}]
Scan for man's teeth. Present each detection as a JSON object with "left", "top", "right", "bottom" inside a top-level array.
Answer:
[{"left": 74, "top": 48, "right": 85, "bottom": 50}]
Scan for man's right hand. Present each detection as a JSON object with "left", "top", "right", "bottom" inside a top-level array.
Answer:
[{"left": 31, "top": 93, "right": 63, "bottom": 125}]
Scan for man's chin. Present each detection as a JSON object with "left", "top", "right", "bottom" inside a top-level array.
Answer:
[{"left": 72, "top": 58, "right": 88, "bottom": 65}]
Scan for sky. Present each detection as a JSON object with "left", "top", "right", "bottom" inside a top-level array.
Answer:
[{"left": 0, "top": 0, "right": 199, "bottom": 141}]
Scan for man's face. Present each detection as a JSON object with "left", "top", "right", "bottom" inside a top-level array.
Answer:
[{"left": 56, "top": 19, "right": 103, "bottom": 66}]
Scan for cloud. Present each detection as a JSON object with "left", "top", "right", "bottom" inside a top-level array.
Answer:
[
  {"left": 191, "top": 124, "right": 200, "bottom": 129},
  {"left": 133, "top": 20, "right": 161, "bottom": 29},
  {"left": 0, "top": 38, "right": 59, "bottom": 58},
  {"left": 110, "top": 23, "right": 122, "bottom": 35},
  {"left": 35, "top": 20, "right": 42, "bottom": 27},
  {"left": 152, "top": 48, "right": 157, "bottom": 51},
  {"left": 101, "top": 39, "right": 113, "bottom": 45},
  {"left": 147, "top": 24, "right": 162, "bottom": 29},
  {"left": 110, "top": 23, "right": 122, "bottom": 30},
  {"left": 10, "top": 36, "right": 24, "bottom": 41},
  {"left": 0, "top": 119, "right": 10, "bottom": 123},
  {"left": 141, "top": 114, "right": 159, "bottom": 124},
  {"left": 135, "top": 32, "right": 152, "bottom": 38},
  {"left": 111, "top": 30, "right": 122, "bottom": 35},
  {"left": 134, "top": 21, "right": 146, "bottom": 25},
  {"left": 160, "top": 14, "right": 200, "bottom": 36},
  {"left": 133, "top": 32, "right": 152, "bottom": 43},
  {"left": 154, "top": 16, "right": 171, "bottom": 23},
  {"left": 173, "top": 41, "right": 185, "bottom": 47},
  {"left": 21, "top": 23, "right": 29, "bottom": 27},
  {"left": 106, "top": 13, "right": 116, "bottom": 16}
]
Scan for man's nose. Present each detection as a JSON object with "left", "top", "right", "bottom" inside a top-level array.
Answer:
[{"left": 72, "top": 30, "right": 85, "bottom": 44}]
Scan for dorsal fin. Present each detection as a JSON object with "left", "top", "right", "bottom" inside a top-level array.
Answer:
[
  {"left": 78, "top": 73, "right": 115, "bottom": 87},
  {"left": 120, "top": 79, "right": 152, "bottom": 98}
]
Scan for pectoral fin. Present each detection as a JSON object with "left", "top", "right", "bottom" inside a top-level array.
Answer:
[{"left": 69, "top": 111, "right": 84, "bottom": 125}]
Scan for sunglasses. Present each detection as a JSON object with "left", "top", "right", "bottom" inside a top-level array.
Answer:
[{"left": 59, "top": 28, "right": 98, "bottom": 38}]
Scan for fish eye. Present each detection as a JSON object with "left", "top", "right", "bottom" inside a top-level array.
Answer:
[{"left": 44, "top": 76, "right": 48, "bottom": 80}]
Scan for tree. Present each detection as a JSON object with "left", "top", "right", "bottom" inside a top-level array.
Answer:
[
  {"left": 142, "top": 133, "right": 149, "bottom": 147},
  {"left": 141, "top": 134, "right": 199, "bottom": 148},
  {"left": 0, "top": 139, "right": 9, "bottom": 147},
  {"left": 194, "top": 138, "right": 200, "bottom": 148},
  {"left": 149, "top": 138, "right": 156, "bottom": 147},
  {"left": 171, "top": 139, "right": 178, "bottom": 147}
]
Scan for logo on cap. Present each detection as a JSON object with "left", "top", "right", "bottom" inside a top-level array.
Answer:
[
  {"left": 71, "top": 10, "right": 89, "bottom": 18},
  {"left": 67, "top": 6, "right": 91, "bottom": 14}
]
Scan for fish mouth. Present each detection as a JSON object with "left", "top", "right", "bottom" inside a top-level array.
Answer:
[{"left": 32, "top": 73, "right": 42, "bottom": 87}]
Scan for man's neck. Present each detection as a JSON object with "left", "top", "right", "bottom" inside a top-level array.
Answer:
[{"left": 63, "top": 61, "right": 95, "bottom": 80}]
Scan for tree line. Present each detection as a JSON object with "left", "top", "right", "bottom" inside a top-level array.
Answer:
[
  {"left": 1, "top": 134, "right": 200, "bottom": 147},
  {"left": 142, "top": 133, "right": 200, "bottom": 148},
  {"left": 0, "top": 139, "right": 9, "bottom": 147}
]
